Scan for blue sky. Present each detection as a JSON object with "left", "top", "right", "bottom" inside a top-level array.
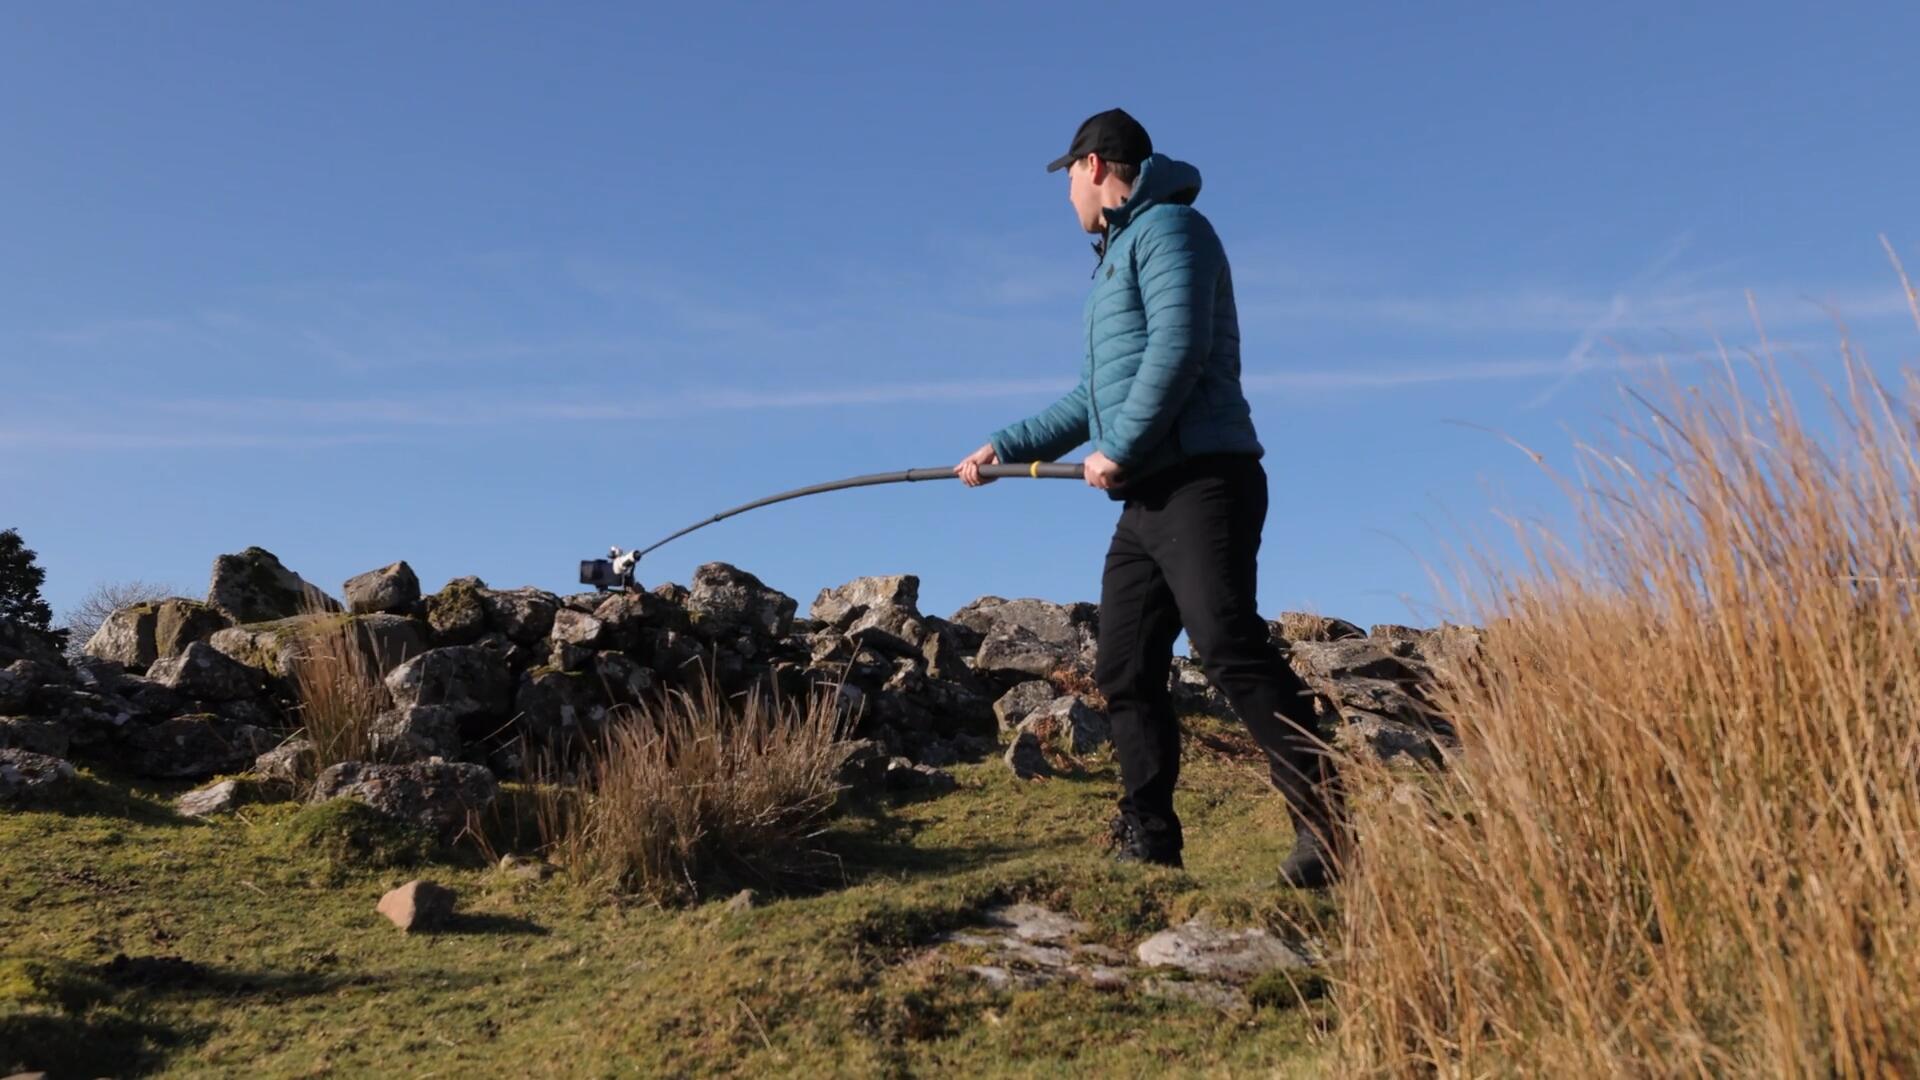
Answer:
[{"left": 3, "top": 2, "right": 1915, "bottom": 633}]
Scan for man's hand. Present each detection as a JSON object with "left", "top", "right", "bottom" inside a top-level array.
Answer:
[
  {"left": 1083, "top": 450, "right": 1123, "bottom": 491},
  {"left": 955, "top": 443, "right": 999, "bottom": 487}
]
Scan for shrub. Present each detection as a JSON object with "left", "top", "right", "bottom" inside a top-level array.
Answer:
[
  {"left": 537, "top": 675, "right": 851, "bottom": 905},
  {"left": 1335, "top": 355, "right": 1920, "bottom": 1075}
]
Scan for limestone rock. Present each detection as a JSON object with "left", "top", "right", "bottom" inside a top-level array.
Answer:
[
  {"left": 254, "top": 738, "right": 316, "bottom": 782},
  {"left": 377, "top": 879, "right": 456, "bottom": 932},
  {"left": 83, "top": 604, "right": 159, "bottom": 670},
  {"left": 369, "top": 705, "right": 465, "bottom": 762},
  {"left": 384, "top": 645, "right": 513, "bottom": 724},
  {"left": 0, "top": 749, "right": 77, "bottom": 805},
  {"left": 992, "top": 680, "right": 1056, "bottom": 732},
  {"left": 1135, "top": 918, "right": 1312, "bottom": 982},
  {"left": 424, "top": 577, "right": 489, "bottom": 645},
  {"left": 144, "top": 641, "right": 263, "bottom": 701},
  {"left": 1003, "top": 731, "right": 1052, "bottom": 780},
  {"left": 685, "top": 562, "right": 797, "bottom": 642},
  {"left": 207, "top": 546, "right": 340, "bottom": 623},
  {"left": 0, "top": 717, "right": 71, "bottom": 758},
  {"left": 153, "top": 599, "right": 232, "bottom": 660},
  {"left": 1017, "top": 696, "right": 1111, "bottom": 755},
  {"left": 550, "top": 608, "right": 605, "bottom": 648},
  {"left": 344, "top": 561, "right": 421, "bottom": 616},
  {"left": 176, "top": 778, "right": 244, "bottom": 818},
  {"left": 311, "top": 760, "right": 498, "bottom": 834},
  {"left": 124, "top": 714, "right": 275, "bottom": 779},
  {"left": 480, "top": 587, "right": 559, "bottom": 644}
]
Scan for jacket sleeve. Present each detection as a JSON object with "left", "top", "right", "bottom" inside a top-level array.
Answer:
[
  {"left": 1098, "top": 213, "right": 1220, "bottom": 468},
  {"left": 989, "top": 377, "right": 1090, "bottom": 463}
]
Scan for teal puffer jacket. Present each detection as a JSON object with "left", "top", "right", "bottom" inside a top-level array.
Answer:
[{"left": 989, "top": 153, "right": 1263, "bottom": 490}]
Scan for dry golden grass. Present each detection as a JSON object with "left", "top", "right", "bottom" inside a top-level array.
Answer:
[
  {"left": 537, "top": 674, "right": 851, "bottom": 905},
  {"left": 1335, "top": 332, "right": 1920, "bottom": 1074},
  {"left": 284, "top": 610, "right": 392, "bottom": 786}
]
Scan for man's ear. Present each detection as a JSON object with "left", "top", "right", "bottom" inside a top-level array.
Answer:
[{"left": 1089, "top": 155, "right": 1108, "bottom": 184}]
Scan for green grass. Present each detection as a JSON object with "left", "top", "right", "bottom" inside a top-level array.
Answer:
[{"left": 1, "top": 717, "right": 1331, "bottom": 1077}]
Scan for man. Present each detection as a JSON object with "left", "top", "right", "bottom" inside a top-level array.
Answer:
[{"left": 955, "top": 108, "right": 1344, "bottom": 887}]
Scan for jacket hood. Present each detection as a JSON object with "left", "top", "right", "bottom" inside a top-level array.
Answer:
[{"left": 1104, "top": 153, "right": 1202, "bottom": 232}]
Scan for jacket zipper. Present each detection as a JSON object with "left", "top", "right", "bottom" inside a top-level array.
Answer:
[{"left": 1088, "top": 223, "right": 1115, "bottom": 443}]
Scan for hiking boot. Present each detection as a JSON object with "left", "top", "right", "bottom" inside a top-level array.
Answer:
[
  {"left": 1277, "top": 806, "right": 1344, "bottom": 890},
  {"left": 1108, "top": 813, "right": 1183, "bottom": 869}
]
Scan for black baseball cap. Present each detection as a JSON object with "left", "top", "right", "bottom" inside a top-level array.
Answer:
[{"left": 1045, "top": 108, "right": 1152, "bottom": 173}]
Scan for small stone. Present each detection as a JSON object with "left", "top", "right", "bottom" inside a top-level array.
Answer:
[
  {"left": 724, "top": 889, "right": 755, "bottom": 914},
  {"left": 1003, "top": 731, "right": 1051, "bottom": 780},
  {"left": 498, "top": 854, "right": 553, "bottom": 880},
  {"left": 377, "top": 879, "right": 456, "bottom": 932},
  {"left": 176, "top": 779, "right": 243, "bottom": 818}
]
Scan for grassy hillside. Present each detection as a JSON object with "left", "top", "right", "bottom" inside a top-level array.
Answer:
[{"left": 1, "top": 716, "right": 1329, "bottom": 1078}]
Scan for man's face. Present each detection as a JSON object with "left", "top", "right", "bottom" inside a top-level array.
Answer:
[{"left": 1066, "top": 155, "right": 1102, "bottom": 234}]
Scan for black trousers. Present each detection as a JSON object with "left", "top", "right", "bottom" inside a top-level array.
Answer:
[{"left": 1095, "top": 453, "right": 1332, "bottom": 854}]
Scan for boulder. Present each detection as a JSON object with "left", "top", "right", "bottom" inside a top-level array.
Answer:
[
  {"left": 310, "top": 760, "right": 498, "bottom": 834},
  {"left": 1017, "top": 696, "right": 1111, "bottom": 755},
  {"left": 0, "top": 748, "right": 78, "bottom": 805},
  {"left": 176, "top": 779, "right": 245, "bottom": 818},
  {"left": 514, "top": 668, "right": 615, "bottom": 748},
  {"left": 83, "top": 604, "right": 159, "bottom": 670},
  {"left": 153, "top": 599, "right": 232, "bottom": 660},
  {"left": 123, "top": 714, "right": 275, "bottom": 779},
  {"left": 383, "top": 645, "right": 514, "bottom": 726},
  {"left": 369, "top": 705, "right": 465, "bottom": 762},
  {"left": 685, "top": 562, "right": 796, "bottom": 641},
  {"left": 975, "top": 621, "right": 1095, "bottom": 685},
  {"left": 424, "top": 577, "right": 489, "bottom": 645},
  {"left": 550, "top": 608, "right": 606, "bottom": 648},
  {"left": 833, "top": 738, "right": 890, "bottom": 789},
  {"left": 144, "top": 641, "right": 264, "bottom": 701},
  {"left": 1003, "top": 731, "right": 1052, "bottom": 780},
  {"left": 480, "top": 587, "right": 559, "bottom": 644},
  {"left": 591, "top": 590, "right": 689, "bottom": 651},
  {"left": 811, "top": 574, "right": 920, "bottom": 628},
  {"left": 591, "top": 651, "right": 654, "bottom": 707},
  {"left": 207, "top": 546, "right": 341, "bottom": 623},
  {"left": 254, "top": 738, "right": 316, "bottom": 783},
  {"left": 209, "top": 613, "right": 425, "bottom": 680},
  {"left": 343, "top": 561, "right": 421, "bottom": 616},
  {"left": 1135, "top": 918, "right": 1313, "bottom": 981},
  {"left": 992, "top": 680, "right": 1057, "bottom": 732},
  {"left": 0, "top": 717, "right": 71, "bottom": 758}
]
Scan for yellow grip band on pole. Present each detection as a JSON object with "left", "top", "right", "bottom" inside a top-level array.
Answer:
[{"left": 1030, "top": 461, "right": 1040, "bottom": 478}]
